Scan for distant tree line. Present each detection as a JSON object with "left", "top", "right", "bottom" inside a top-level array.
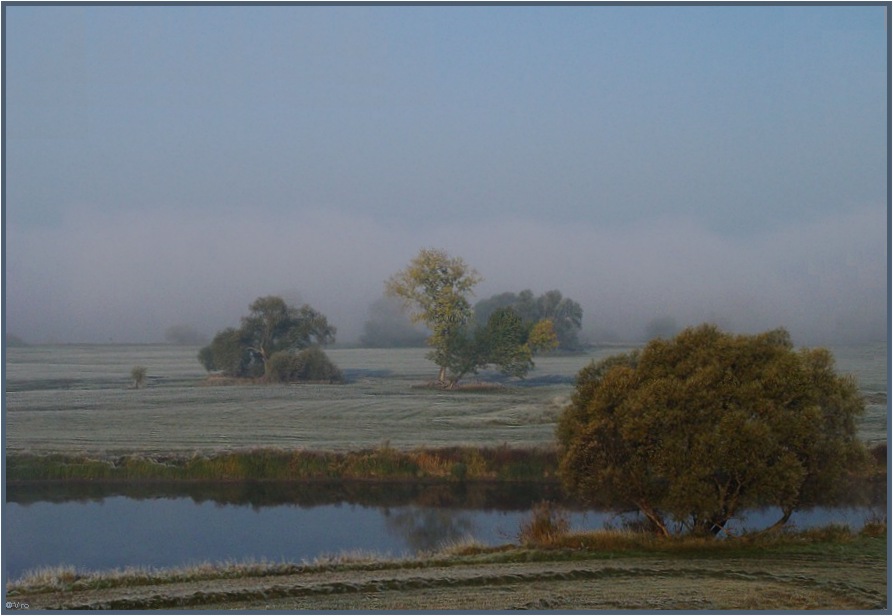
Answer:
[
  {"left": 474, "top": 289, "right": 583, "bottom": 351},
  {"left": 363, "top": 283, "right": 583, "bottom": 353},
  {"left": 164, "top": 325, "right": 209, "bottom": 346}
]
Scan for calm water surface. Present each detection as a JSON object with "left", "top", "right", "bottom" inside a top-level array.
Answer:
[{"left": 4, "top": 482, "right": 883, "bottom": 581}]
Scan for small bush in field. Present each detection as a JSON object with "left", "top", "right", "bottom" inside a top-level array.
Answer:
[
  {"left": 130, "top": 366, "right": 147, "bottom": 389},
  {"left": 518, "top": 500, "right": 570, "bottom": 547}
]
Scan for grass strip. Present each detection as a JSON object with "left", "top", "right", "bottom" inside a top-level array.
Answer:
[
  {"left": 7, "top": 530, "right": 885, "bottom": 600},
  {"left": 5, "top": 445, "right": 559, "bottom": 483}
]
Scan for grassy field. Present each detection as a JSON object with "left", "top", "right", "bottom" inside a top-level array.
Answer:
[
  {"left": 5, "top": 343, "right": 888, "bottom": 610},
  {"left": 5, "top": 343, "right": 887, "bottom": 454},
  {"left": 7, "top": 531, "right": 886, "bottom": 610},
  {"left": 5, "top": 346, "right": 622, "bottom": 454}
]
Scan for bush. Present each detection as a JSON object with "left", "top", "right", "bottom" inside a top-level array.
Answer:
[
  {"left": 130, "top": 366, "right": 147, "bottom": 389},
  {"left": 518, "top": 501, "right": 570, "bottom": 547},
  {"left": 266, "top": 347, "right": 343, "bottom": 383}
]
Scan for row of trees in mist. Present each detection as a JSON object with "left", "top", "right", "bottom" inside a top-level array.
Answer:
[
  {"left": 361, "top": 289, "right": 584, "bottom": 351},
  {"left": 385, "top": 248, "right": 564, "bottom": 388},
  {"left": 166, "top": 273, "right": 689, "bottom": 353},
  {"left": 181, "top": 248, "right": 872, "bottom": 537},
  {"left": 197, "top": 248, "right": 586, "bottom": 387}
]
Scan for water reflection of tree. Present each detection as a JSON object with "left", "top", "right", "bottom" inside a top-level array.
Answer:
[
  {"left": 382, "top": 506, "right": 476, "bottom": 553},
  {"left": 7, "top": 480, "right": 571, "bottom": 509},
  {"left": 8, "top": 476, "right": 884, "bottom": 511}
]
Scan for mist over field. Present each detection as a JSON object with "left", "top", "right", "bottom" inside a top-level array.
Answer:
[
  {"left": 6, "top": 203, "right": 885, "bottom": 346},
  {"left": 4, "top": 5, "right": 887, "bottom": 347}
]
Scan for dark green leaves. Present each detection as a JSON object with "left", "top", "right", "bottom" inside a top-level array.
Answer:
[{"left": 198, "top": 296, "right": 337, "bottom": 379}]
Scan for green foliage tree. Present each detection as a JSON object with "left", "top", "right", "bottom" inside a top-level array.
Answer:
[
  {"left": 557, "top": 324, "right": 867, "bottom": 537},
  {"left": 474, "top": 289, "right": 583, "bottom": 350},
  {"left": 386, "top": 248, "right": 483, "bottom": 385},
  {"left": 199, "top": 327, "right": 254, "bottom": 376},
  {"left": 199, "top": 296, "right": 338, "bottom": 379},
  {"left": 482, "top": 308, "right": 534, "bottom": 378},
  {"left": 386, "top": 250, "right": 559, "bottom": 387},
  {"left": 240, "top": 296, "right": 336, "bottom": 367}
]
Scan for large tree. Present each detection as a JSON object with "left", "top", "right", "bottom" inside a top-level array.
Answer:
[
  {"left": 434, "top": 307, "right": 559, "bottom": 386},
  {"left": 199, "top": 296, "right": 336, "bottom": 379},
  {"left": 386, "top": 249, "right": 560, "bottom": 387},
  {"left": 386, "top": 249, "right": 482, "bottom": 385},
  {"left": 557, "top": 324, "right": 866, "bottom": 536}
]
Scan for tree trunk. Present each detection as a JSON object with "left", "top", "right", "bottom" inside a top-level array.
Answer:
[
  {"left": 636, "top": 501, "right": 670, "bottom": 537},
  {"left": 437, "top": 365, "right": 448, "bottom": 385},
  {"left": 762, "top": 506, "right": 795, "bottom": 534}
]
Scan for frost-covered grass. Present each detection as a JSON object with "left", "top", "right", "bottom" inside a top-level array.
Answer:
[
  {"left": 4, "top": 346, "right": 619, "bottom": 453},
  {"left": 7, "top": 525, "right": 884, "bottom": 597},
  {"left": 5, "top": 343, "right": 886, "bottom": 454}
]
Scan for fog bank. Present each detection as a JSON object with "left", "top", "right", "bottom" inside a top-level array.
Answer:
[{"left": 5, "top": 203, "right": 885, "bottom": 347}]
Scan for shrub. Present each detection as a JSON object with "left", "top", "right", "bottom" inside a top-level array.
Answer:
[
  {"left": 265, "top": 351, "right": 301, "bottom": 383},
  {"left": 266, "top": 347, "right": 343, "bottom": 383},
  {"left": 294, "top": 346, "right": 343, "bottom": 383},
  {"left": 518, "top": 500, "right": 570, "bottom": 547},
  {"left": 130, "top": 366, "right": 147, "bottom": 389}
]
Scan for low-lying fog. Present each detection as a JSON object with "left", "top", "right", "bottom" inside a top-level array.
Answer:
[
  {"left": 5, "top": 6, "right": 886, "bottom": 348},
  {"left": 6, "top": 204, "right": 885, "bottom": 347}
]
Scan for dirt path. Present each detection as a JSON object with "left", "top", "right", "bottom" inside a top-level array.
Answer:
[{"left": 15, "top": 546, "right": 886, "bottom": 611}]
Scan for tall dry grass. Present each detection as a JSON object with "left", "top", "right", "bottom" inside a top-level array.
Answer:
[
  {"left": 518, "top": 501, "right": 571, "bottom": 547},
  {"left": 6, "top": 446, "right": 560, "bottom": 483}
]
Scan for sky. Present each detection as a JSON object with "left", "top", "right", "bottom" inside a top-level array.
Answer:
[{"left": 3, "top": 4, "right": 889, "bottom": 345}]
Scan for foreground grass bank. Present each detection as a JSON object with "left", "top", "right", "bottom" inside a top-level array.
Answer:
[
  {"left": 6, "top": 446, "right": 559, "bottom": 483},
  {"left": 7, "top": 528, "right": 886, "bottom": 610}
]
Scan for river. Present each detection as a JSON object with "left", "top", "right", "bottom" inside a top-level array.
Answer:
[{"left": 4, "top": 481, "right": 884, "bottom": 581}]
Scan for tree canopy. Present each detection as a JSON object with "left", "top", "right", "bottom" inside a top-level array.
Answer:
[
  {"left": 386, "top": 249, "right": 558, "bottom": 387},
  {"left": 557, "top": 324, "right": 866, "bottom": 536},
  {"left": 435, "top": 307, "right": 559, "bottom": 386},
  {"left": 199, "top": 296, "right": 338, "bottom": 380},
  {"left": 474, "top": 289, "right": 583, "bottom": 350},
  {"left": 386, "top": 248, "right": 482, "bottom": 385}
]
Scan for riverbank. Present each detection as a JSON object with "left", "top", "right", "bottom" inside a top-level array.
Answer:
[
  {"left": 7, "top": 529, "right": 886, "bottom": 610},
  {"left": 7, "top": 443, "right": 884, "bottom": 487},
  {"left": 6, "top": 445, "right": 559, "bottom": 483}
]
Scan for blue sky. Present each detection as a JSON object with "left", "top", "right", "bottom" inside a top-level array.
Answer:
[{"left": 4, "top": 4, "right": 888, "bottom": 344}]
